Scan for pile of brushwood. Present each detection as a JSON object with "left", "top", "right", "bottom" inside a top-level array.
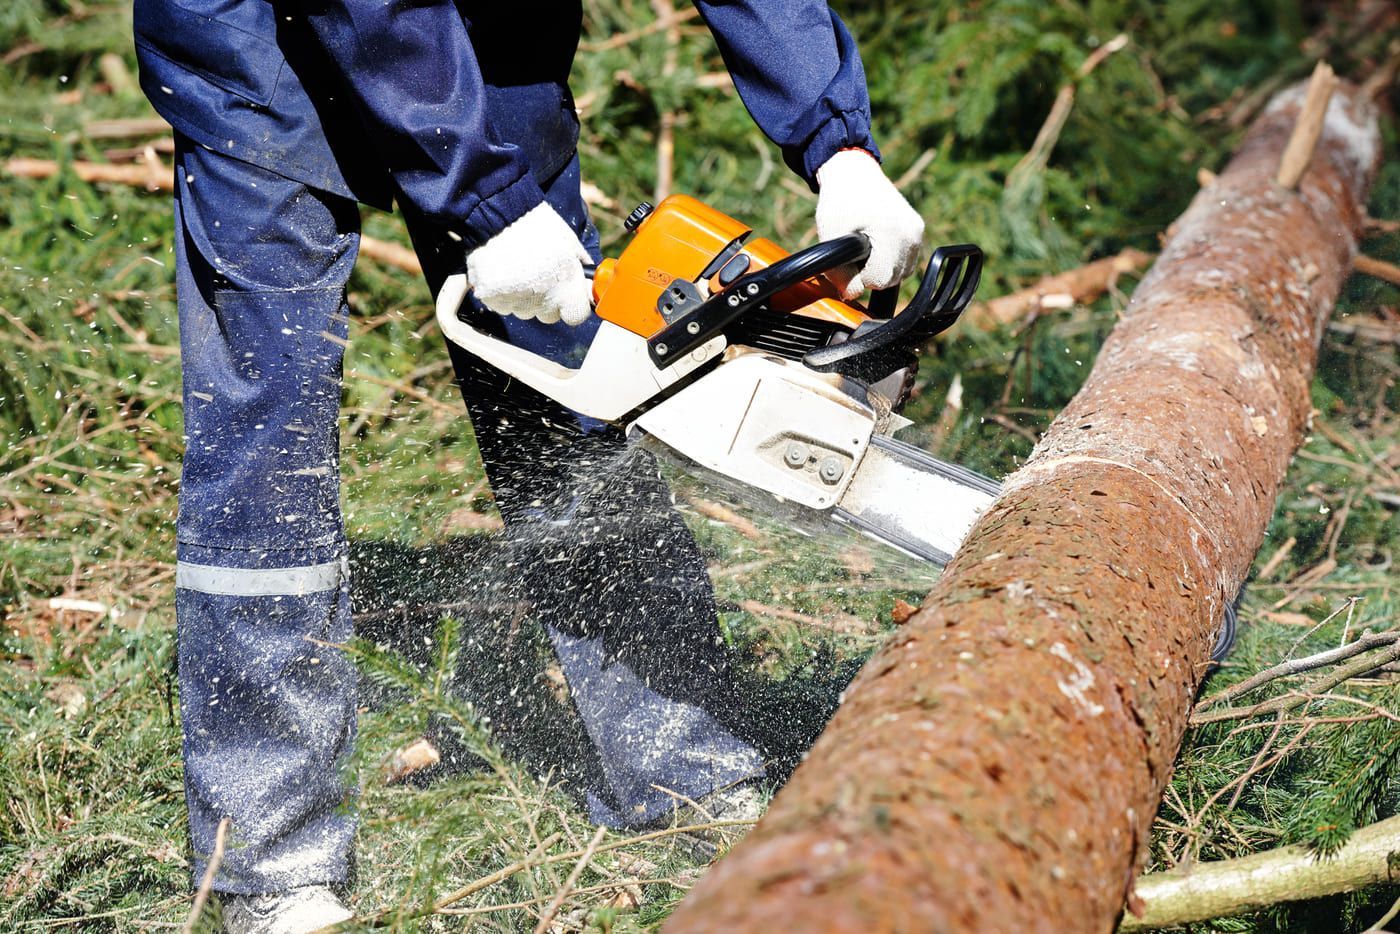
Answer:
[{"left": 1, "top": 0, "right": 1398, "bottom": 930}]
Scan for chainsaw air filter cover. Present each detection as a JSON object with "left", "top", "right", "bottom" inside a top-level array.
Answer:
[{"left": 591, "top": 195, "right": 865, "bottom": 343}]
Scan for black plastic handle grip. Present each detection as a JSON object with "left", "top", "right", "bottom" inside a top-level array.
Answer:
[
  {"left": 802, "top": 243, "right": 983, "bottom": 381},
  {"left": 647, "top": 233, "right": 871, "bottom": 367}
]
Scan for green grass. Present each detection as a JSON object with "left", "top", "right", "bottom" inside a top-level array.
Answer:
[{"left": 2, "top": 1, "right": 1399, "bottom": 930}]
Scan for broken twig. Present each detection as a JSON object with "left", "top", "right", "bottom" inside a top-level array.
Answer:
[
  {"left": 967, "top": 249, "right": 1152, "bottom": 329},
  {"left": 533, "top": 826, "right": 607, "bottom": 934},
  {"left": 181, "top": 817, "right": 230, "bottom": 934},
  {"left": 1276, "top": 61, "right": 1338, "bottom": 190},
  {"left": 1354, "top": 254, "right": 1400, "bottom": 288}
]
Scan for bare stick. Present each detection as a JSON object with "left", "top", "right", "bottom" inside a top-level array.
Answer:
[
  {"left": 1005, "top": 34, "right": 1128, "bottom": 191},
  {"left": 358, "top": 235, "right": 422, "bottom": 276},
  {"left": 312, "top": 819, "right": 755, "bottom": 931},
  {"left": 1196, "top": 628, "right": 1400, "bottom": 710},
  {"left": 1360, "top": 46, "right": 1400, "bottom": 102},
  {"left": 650, "top": 0, "right": 682, "bottom": 202},
  {"left": 688, "top": 498, "right": 763, "bottom": 541},
  {"left": 1364, "top": 215, "right": 1400, "bottom": 235},
  {"left": 4, "top": 156, "right": 435, "bottom": 284},
  {"left": 1328, "top": 317, "right": 1400, "bottom": 346},
  {"left": 83, "top": 116, "right": 171, "bottom": 139},
  {"left": 6, "top": 156, "right": 171, "bottom": 191},
  {"left": 104, "top": 137, "right": 176, "bottom": 162},
  {"left": 1363, "top": 892, "right": 1400, "bottom": 933},
  {"left": 344, "top": 368, "right": 459, "bottom": 415},
  {"left": 1121, "top": 814, "right": 1400, "bottom": 931},
  {"left": 1276, "top": 61, "right": 1338, "bottom": 189},
  {"left": 1256, "top": 535, "right": 1297, "bottom": 580},
  {"left": 181, "top": 817, "right": 231, "bottom": 934},
  {"left": 1355, "top": 254, "right": 1400, "bottom": 288},
  {"left": 439, "top": 877, "right": 680, "bottom": 917},
  {"left": 533, "top": 825, "right": 607, "bottom": 934},
  {"left": 578, "top": 6, "right": 700, "bottom": 53},
  {"left": 967, "top": 248, "right": 1152, "bottom": 329},
  {"left": 738, "top": 599, "right": 870, "bottom": 635},
  {"left": 97, "top": 54, "right": 139, "bottom": 97}
]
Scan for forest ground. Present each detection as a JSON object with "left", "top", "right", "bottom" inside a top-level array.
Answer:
[{"left": 2, "top": 1, "right": 1399, "bottom": 930}]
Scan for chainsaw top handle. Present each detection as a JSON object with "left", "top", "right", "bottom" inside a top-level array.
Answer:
[
  {"left": 645, "top": 233, "right": 982, "bottom": 383},
  {"left": 646, "top": 233, "right": 897, "bottom": 368}
]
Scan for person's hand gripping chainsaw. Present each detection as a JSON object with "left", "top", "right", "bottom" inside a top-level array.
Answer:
[{"left": 467, "top": 149, "right": 923, "bottom": 325}]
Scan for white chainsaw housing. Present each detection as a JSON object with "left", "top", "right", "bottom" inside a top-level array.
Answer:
[
  {"left": 436, "top": 274, "right": 724, "bottom": 421},
  {"left": 631, "top": 350, "right": 885, "bottom": 511}
]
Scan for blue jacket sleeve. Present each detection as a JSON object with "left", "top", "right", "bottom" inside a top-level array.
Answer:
[
  {"left": 300, "top": 1, "right": 545, "bottom": 247},
  {"left": 692, "top": 2, "right": 880, "bottom": 187}
]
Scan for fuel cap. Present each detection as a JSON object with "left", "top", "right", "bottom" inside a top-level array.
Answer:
[{"left": 624, "top": 201, "right": 655, "bottom": 232}]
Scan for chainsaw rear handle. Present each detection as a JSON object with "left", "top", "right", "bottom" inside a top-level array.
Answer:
[
  {"left": 646, "top": 233, "right": 899, "bottom": 368},
  {"left": 434, "top": 273, "right": 725, "bottom": 422}
]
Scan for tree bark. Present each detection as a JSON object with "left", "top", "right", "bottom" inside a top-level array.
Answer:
[{"left": 665, "top": 80, "right": 1381, "bottom": 933}]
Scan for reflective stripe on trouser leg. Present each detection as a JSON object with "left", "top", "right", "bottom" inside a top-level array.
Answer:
[
  {"left": 177, "top": 545, "right": 356, "bottom": 894},
  {"left": 176, "top": 557, "right": 347, "bottom": 597},
  {"left": 173, "top": 137, "right": 360, "bottom": 893}
]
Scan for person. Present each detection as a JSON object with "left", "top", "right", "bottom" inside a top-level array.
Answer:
[{"left": 132, "top": 1, "right": 925, "bottom": 930}]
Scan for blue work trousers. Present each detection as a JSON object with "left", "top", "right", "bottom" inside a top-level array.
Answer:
[{"left": 173, "top": 138, "right": 761, "bottom": 894}]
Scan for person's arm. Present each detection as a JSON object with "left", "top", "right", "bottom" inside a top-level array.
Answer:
[
  {"left": 300, "top": 1, "right": 542, "bottom": 246},
  {"left": 694, "top": 2, "right": 923, "bottom": 299},
  {"left": 299, "top": 1, "right": 591, "bottom": 323},
  {"left": 690, "top": 2, "right": 875, "bottom": 185}
]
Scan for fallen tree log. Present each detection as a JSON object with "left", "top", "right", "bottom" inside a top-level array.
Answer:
[
  {"left": 1120, "top": 814, "right": 1400, "bottom": 931},
  {"left": 666, "top": 76, "right": 1381, "bottom": 932}
]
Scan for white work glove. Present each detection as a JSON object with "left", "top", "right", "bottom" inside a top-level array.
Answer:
[
  {"left": 814, "top": 149, "right": 925, "bottom": 301},
  {"left": 465, "top": 202, "right": 593, "bottom": 325}
]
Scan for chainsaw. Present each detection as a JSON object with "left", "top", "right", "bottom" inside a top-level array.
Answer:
[{"left": 435, "top": 196, "right": 999, "bottom": 566}]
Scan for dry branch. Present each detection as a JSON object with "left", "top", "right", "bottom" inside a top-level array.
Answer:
[
  {"left": 666, "top": 79, "right": 1380, "bottom": 934},
  {"left": 3, "top": 155, "right": 433, "bottom": 280},
  {"left": 1329, "top": 317, "right": 1400, "bottom": 346},
  {"left": 6, "top": 156, "right": 172, "bottom": 191},
  {"left": 1355, "top": 254, "right": 1400, "bottom": 287},
  {"left": 83, "top": 116, "right": 171, "bottom": 139},
  {"left": 1195, "top": 629, "right": 1400, "bottom": 711},
  {"left": 1121, "top": 814, "right": 1400, "bottom": 931},
  {"left": 1005, "top": 34, "right": 1129, "bottom": 192},
  {"left": 967, "top": 248, "right": 1153, "bottom": 328},
  {"left": 649, "top": 0, "right": 682, "bottom": 203},
  {"left": 181, "top": 817, "right": 230, "bottom": 934},
  {"left": 1189, "top": 637, "right": 1400, "bottom": 725},
  {"left": 533, "top": 826, "right": 607, "bottom": 934},
  {"left": 358, "top": 235, "right": 422, "bottom": 275},
  {"left": 1276, "top": 61, "right": 1338, "bottom": 189},
  {"left": 96, "top": 54, "right": 139, "bottom": 97}
]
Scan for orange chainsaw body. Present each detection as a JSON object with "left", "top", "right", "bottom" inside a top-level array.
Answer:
[{"left": 591, "top": 195, "right": 867, "bottom": 339}]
